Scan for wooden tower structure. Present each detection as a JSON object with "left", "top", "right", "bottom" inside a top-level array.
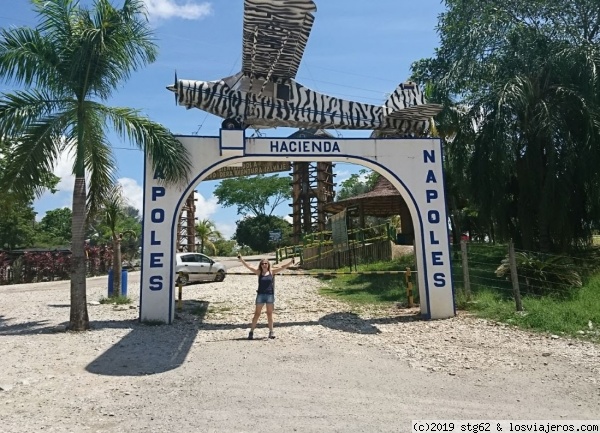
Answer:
[
  {"left": 176, "top": 192, "right": 197, "bottom": 252},
  {"left": 289, "top": 129, "right": 336, "bottom": 243}
]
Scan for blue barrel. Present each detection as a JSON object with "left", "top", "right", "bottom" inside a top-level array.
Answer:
[
  {"left": 108, "top": 269, "right": 114, "bottom": 297},
  {"left": 121, "top": 269, "right": 128, "bottom": 297},
  {"left": 108, "top": 269, "right": 128, "bottom": 297}
]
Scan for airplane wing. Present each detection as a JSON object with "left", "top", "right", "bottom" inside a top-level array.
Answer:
[
  {"left": 242, "top": 0, "right": 317, "bottom": 81},
  {"left": 385, "top": 104, "right": 443, "bottom": 120}
]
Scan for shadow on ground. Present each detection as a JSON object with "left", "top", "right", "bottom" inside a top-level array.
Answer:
[
  {"left": 0, "top": 315, "right": 54, "bottom": 335},
  {"left": 183, "top": 303, "right": 422, "bottom": 335},
  {"left": 84, "top": 301, "right": 208, "bottom": 377}
]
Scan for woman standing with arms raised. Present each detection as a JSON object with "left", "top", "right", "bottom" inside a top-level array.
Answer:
[{"left": 238, "top": 255, "right": 295, "bottom": 340}]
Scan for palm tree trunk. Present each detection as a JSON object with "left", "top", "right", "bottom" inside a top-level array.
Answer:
[
  {"left": 112, "top": 236, "right": 122, "bottom": 297},
  {"left": 70, "top": 176, "right": 89, "bottom": 330}
]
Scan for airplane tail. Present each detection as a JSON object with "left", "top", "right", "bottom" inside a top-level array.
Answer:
[
  {"left": 385, "top": 81, "right": 424, "bottom": 111},
  {"left": 384, "top": 81, "right": 442, "bottom": 120}
]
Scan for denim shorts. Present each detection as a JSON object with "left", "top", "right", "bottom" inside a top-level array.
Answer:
[{"left": 255, "top": 293, "right": 275, "bottom": 304}]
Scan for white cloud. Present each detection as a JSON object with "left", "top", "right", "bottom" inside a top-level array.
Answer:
[
  {"left": 217, "top": 222, "right": 236, "bottom": 240},
  {"left": 118, "top": 178, "right": 143, "bottom": 212},
  {"left": 191, "top": 192, "right": 239, "bottom": 239},
  {"left": 194, "top": 191, "right": 219, "bottom": 220},
  {"left": 53, "top": 151, "right": 76, "bottom": 194},
  {"left": 144, "top": 0, "right": 212, "bottom": 20}
]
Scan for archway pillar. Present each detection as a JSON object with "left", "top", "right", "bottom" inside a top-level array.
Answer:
[{"left": 140, "top": 130, "right": 455, "bottom": 323}]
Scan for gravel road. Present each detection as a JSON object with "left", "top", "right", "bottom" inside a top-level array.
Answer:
[{"left": 0, "top": 266, "right": 599, "bottom": 433}]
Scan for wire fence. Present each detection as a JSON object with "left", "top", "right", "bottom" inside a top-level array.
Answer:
[{"left": 452, "top": 240, "right": 599, "bottom": 311}]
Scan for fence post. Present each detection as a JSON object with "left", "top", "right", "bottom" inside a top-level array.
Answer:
[
  {"left": 508, "top": 239, "right": 523, "bottom": 312},
  {"left": 460, "top": 240, "right": 471, "bottom": 299},
  {"left": 405, "top": 267, "right": 414, "bottom": 307},
  {"left": 177, "top": 271, "right": 183, "bottom": 311}
]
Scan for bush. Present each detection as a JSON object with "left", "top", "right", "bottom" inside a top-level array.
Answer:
[{"left": 495, "top": 251, "right": 582, "bottom": 297}]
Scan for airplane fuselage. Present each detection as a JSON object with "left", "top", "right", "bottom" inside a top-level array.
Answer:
[{"left": 170, "top": 76, "right": 429, "bottom": 135}]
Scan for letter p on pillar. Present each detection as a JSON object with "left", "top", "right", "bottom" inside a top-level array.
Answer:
[
  {"left": 426, "top": 190, "right": 438, "bottom": 203},
  {"left": 152, "top": 187, "right": 166, "bottom": 201}
]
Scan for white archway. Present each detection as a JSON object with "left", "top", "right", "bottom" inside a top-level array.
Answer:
[{"left": 140, "top": 130, "right": 455, "bottom": 323}]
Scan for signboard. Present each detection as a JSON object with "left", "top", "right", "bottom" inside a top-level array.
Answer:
[
  {"left": 330, "top": 210, "right": 349, "bottom": 252},
  {"left": 269, "top": 230, "right": 282, "bottom": 242},
  {"left": 204, "top": 161, "right": 291, "bottom": 181}
]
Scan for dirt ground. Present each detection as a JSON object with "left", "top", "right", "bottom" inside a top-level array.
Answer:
[{"left": 0, "top": 269, "right": 599, "bottom": 433}]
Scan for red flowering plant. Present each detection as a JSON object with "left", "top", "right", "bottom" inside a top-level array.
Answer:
[{"left": 85, "top": 245, "right": 113, "bottom": 276}]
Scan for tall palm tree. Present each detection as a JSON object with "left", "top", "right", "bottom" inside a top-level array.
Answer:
[
  {"left": 0, "top": 0, "right": 191, "bottom": 330},
  {"left": 195, "top": 218, "right": 222, "bottom": 255}
]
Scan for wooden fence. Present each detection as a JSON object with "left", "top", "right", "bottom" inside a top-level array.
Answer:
[{"left": 301, "top": 239, "right": 393, "bottom": 270}]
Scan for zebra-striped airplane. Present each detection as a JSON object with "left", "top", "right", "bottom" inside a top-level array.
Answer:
[{"left": 167, "top": 0, "right": 442, "bottom": 136}]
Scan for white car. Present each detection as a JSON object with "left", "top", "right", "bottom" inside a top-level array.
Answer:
[{"left": 175, "top": 252, "right": 227, "bottom": 284}]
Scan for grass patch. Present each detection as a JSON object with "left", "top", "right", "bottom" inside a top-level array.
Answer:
[
  {"left": 316, "top": 259, "right": 416, "bottom": 307},
  {"left": 141, "top": 319, "right": 166, "bottom": 326},
  {"left": 99, "top": 295, "right": 132, "bottom": 305},
  {"left": 189, "top": 300, "right": 209, "bottom": 317},
  {"left": 310, "top": 244, "right": 600, "bottom": 342},
  {"left": 463, "top": 275, "right": 600, "bottom": 341},
  {"left": 207, "top": 305, "right": 233, "bottom": 314}
]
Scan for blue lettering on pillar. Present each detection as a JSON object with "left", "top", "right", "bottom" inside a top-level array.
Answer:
[
  {"left": 426, "top": 190, "right": 438, "bottom": 203},
  {"left": 429, "top": 231, "right": 440, "bottom": 245},
  {"left": 150, "top": 252, "right": 164, "bottom": 268},
  {"left": 150, "top": 231, "right": 161, "bottom": 246},
  {"left": 149, "top": 275, "right": 163, "bottom": 291},
  {"left": 151, "top": 208, "right": 165, "bottom": 223},
  {"left": 424, "top": 150, "right": 435, "bottom": 163},
  {"left": 433, "top": 273, "right": 446, "bottom": 287},
  {"left": 152, "top": 187, "right": 166, "bottom": 201},
  {"left": 428, "top": 210, "right": 440, "bottom": 224},
  {"left": 426, "top": 170, "right": 437, "bottom": 183},
  {"left": 432, "top": 251, "right": 444, "bottom": 265}
]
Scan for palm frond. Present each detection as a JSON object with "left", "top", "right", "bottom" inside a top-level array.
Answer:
[
  {"left": 100, "top": 183, "right": 126, "bottom": 234},
  {"left": 0, "top": 109, "right": 74, "bottom": 199},
  {"left": 0, "top": 89, "right": 71, "bottom": 137},
  {"left": 94, "top": 104, "right": 191, "bottom": 185},
  {"left": 0, "top": 26, "right": 62, "bottom": 88}
]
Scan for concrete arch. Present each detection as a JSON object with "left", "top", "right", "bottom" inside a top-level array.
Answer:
[{"left": 141, "top": 130, "right": 455, "bottom": 323}]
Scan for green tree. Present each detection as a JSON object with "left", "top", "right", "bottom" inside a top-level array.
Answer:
[
  {"left": 336, "top": 169, "right": 380, "bottom": 201},
  {"left": 234, "top": 215, "right": 292, "bottom": 253},
  {"left": 411, "top": 0, "right": 600, "bottom": 252},
  {"left": 0, "top": 138, "right": 59, "bottom": 250},
  {"left": 0, "top": 0, "right": 190, "bottom": 330},
  {"left": 195, "top": 218, "right": 222, "bottom": 255},
  {"left": 37, "top": 208, "right": 72, "bottom": 246},
  {"left": 213, "top": 174, "right": 291, "bottom": 217},
  {"left": 213, "top": 238, "right": 236, "bottom": 256},
  {"left": 0, "top": 195, "right": 38, "bottom": 250}
]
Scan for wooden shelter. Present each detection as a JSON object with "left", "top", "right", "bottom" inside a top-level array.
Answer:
[{"left": 323, "top": 175, "right": 414, "bottom": 244}]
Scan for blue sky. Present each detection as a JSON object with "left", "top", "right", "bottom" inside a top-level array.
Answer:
[{"left": 0, "top": 0, "right": 445, "bottom": 239}]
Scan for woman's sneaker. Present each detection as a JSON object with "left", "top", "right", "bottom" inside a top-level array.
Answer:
[
  {"left": 248, "top": 331, "right": 254, "bottom": 340},
  {"left": 268, "top": 331, "right": 276, "bottom": 339}
]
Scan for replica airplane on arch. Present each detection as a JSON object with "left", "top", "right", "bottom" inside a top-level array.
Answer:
[{"left": 167, "top": 0, "right": 442, "bottom": 136}]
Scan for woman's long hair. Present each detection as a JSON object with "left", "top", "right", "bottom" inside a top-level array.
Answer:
[{"left": 259, "top": 259, "right": 271, "bottom": 275}]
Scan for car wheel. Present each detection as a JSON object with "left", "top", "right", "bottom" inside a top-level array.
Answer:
[
  {"left": 177, "top": 273, "right": 189, "bottom": 285},
  {"left": 214, "top": 270, "right": 225, "bottom": 282}
]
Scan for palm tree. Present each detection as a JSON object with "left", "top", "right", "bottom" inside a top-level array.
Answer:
[
  {"left": 102, "top": 183, "right": 136, "bottom": 297},
  {"left": 0, "top": 0, "right": 191, "bottom": 330},
  {"left": 195, "top": 218, "right": 222, "bottom": 255}
]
